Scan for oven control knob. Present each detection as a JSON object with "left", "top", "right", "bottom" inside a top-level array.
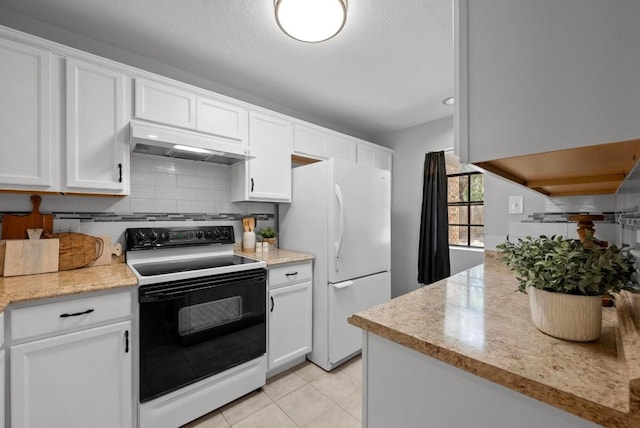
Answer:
[
  {"left": 195, "top": 231, "right": 205, "bottom": 240},
  {"left": 135, "top": 231, "right": 146, "bottom": 243},
  {"left": 218, "top": 229, "right": 230, "bottom": 240},
  {"left": 148, "top": 231, "right": 159, "bottom": 242}
]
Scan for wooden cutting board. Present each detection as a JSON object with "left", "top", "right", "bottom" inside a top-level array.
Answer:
[
  {"left": 1, "top": 195, "right": 53, "bottom": 240},
  {"left": 88, "top": 236, "right": 111, "bottom": 267},
  {"left": 2, "top": 239, "right": 60, "bottom": 277},
  {"left": 45, "top": 232, "right": 103, "bottom": 271}
]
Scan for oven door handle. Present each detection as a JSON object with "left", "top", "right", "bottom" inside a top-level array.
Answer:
[{"left": 140, "top": 284, "right": 223, "bottom": 301}]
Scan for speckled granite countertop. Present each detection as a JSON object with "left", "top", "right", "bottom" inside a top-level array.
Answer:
[
  {"left": 0, "top": 248, "right": 312, "bottom": 313},
  {"left": 234, "top": 248, "right": 314, "bottom": 266},
  {"left": 0, "top": 258, "right": 137, "bottom": 312},
  {"left": 348, "top": 253, "right": 640, "bottom": 428}
]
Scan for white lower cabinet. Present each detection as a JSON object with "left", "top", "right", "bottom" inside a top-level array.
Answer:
[
  {"left": 7, "top": 290, "right": 134, "bottom": 428},
  {"left": 268, "top": 262, "right": 312, "bottom": 371},
  {"left": 11, "top": 322, "right": 132, "bottom": 428}
]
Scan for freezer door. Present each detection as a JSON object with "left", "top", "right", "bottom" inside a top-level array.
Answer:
[
  {"left": 328, "top": 160, "right": 391, "bottom": 283},
  {"left": 328, "top": 271, "right": 391, "bottom": 365}
]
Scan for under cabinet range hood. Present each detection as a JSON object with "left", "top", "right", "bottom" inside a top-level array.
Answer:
[{"left": 129, "top": 120, "right": 254, "bottom": 165}]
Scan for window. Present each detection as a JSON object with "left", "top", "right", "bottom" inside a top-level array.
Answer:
[{"left": 447, "top": 170, "right": 484, "bottom": 248}]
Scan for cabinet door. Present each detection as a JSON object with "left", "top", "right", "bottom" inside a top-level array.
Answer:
[
  {"left": 11, "top": 321, "right": 133, "bottom": 428},
  {"left": 293, "top": 125, "right": 357, "bottom": 162},
  {"left": 357, "top": 144, "right": 392, "bottom": 171},
  {"left": 66, "top": 58, "right": 129, "bottom": 193},
  {"left": 135, "top": 77, "right": 196, "bottom": 129},
  {"left": 240, "top": 112, "right": 292, "bottom": 202},
  {"left": 0, "top": 38, "right": 53, "bottom": 190},
  {"left": 326, "top": 134, "right": 357, "bottom": 162},
  {"left": 268, "top": 281, "right": 312, "bottom": 370},
  {"left": 293, "top": 124, "right": 327, "bottom": 159},
  {"left": 456, "top": 0, "right": 640, "bottom": 163},
  {"left": 196, "top": 96, "right": 248, "bottom": 142}
]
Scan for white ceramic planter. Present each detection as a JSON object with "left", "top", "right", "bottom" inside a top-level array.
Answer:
[{"left": 528, "top": 287, "right": 603, "bottom": 342}]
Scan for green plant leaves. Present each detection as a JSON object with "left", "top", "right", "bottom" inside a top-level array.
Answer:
[{"left": 496, "top": 235, "right": 639, "bottom": 296}]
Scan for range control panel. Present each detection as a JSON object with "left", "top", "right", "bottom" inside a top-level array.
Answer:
[{"left": 126, "top": 226, "right": 235, "bottom": 250}]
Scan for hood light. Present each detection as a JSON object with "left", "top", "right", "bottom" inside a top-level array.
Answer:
[
  {"left": 174, "top": 145, "right": 213, "bottom": 154},
  {"left": 275, "top": 0, "right": 347, "bottom": 43},
  {"left": 147, "top": 134, "right": 159, "bottom": 140}
]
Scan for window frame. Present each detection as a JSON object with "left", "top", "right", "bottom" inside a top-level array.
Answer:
[{"left": 447, "top": 171, "right": 484, "bottom": 248}]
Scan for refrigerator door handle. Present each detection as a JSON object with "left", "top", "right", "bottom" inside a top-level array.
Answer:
[
  {"left": 331, "top": 280, "right": 354, "bottom": 290},
  {"left": 335, "top": 182, "right": 344, "bottom": 265}
]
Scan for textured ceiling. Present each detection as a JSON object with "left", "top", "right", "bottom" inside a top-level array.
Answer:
[{"left": 0, "top": 0, "right": 454, "bottom": 141}]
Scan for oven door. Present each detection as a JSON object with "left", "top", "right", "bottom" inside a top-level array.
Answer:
[{"left": 138, "top": 268, "right": 267, "bottom": 403}]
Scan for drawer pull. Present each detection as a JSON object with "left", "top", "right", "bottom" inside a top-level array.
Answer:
[
  {"left": 270, "top": 296, "right": 275, "bottom": 312},
  {"left": 285, "top": 272, "right": 298, "bottom": 277},
  {"left": 59, "top": 309, "right": 95, "bottom": 318}
]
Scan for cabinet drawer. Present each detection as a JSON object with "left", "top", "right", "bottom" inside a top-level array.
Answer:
[
  {"left": 10, "top": 290, "right": 132, "bottom": 342},
  {"left": 269, "top": 262, "right": 312, "bottom": 289}
]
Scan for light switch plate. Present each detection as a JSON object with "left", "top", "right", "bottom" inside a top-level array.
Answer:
[{"left": 508, "top": 195, "right": 524, "bottom": 215}]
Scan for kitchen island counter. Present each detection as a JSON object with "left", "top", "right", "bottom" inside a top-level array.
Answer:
[
  {"left": 0, "top": 260, "right": 137, "bottom": 312},
  {"left": 348, "top": 254, "right": 640, "bottom": 428}
]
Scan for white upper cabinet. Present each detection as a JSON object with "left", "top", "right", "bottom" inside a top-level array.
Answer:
[
  {"left": 455, "top": 0, "right": 640, "bottom": 164},
  {"left": 65, "top": 58, "right": 130, "bottom": 193},
  {"left": 231, "top": 112, "right": 292, "bottom": 202},
  {"left": 196, "top": 96, "right": 248, "bottom": 143},
  {"left": 0, "top": 38, "right": 54, "bottom": 190},
  {"left": 135, "top": 78, "right": 249, "bottom": 143},
  {"left": 293, "top": 124, "right": 357, "bottom": 162},
  {"left": 357, "top": 143, "right": 392, "bottom": 171},
  {"left": 135, "top": 77, "right": 196, "bottom": 129}
]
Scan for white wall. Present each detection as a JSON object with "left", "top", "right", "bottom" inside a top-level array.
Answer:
[
  {"left": 482, "top": 173, "right": 547, "bottom": 250},
  {"left": 379, "top": 115, "right": 620, "bottom": 297},
  {"left": 379, "top": 116, "right": 483, "bottom": 298}
]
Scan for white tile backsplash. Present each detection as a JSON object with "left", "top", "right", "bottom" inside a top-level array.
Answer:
[
  {"left": 176, "top": 200, "right": 217, "bottom": 213},
  {"left": 131, "top": 170, "right": 177, "bottom": 187},
  {"left": 155, "top": 186, "right": 197, "bottom": 201},
  {"left": 0, "top": 154, "right": 273, "bottom": 227},
  {"left": 177, "top": 175, "right": 222, "bottom": 190},
  {"left": 154, "top": 159, "right": 197, "bottom": 176}
]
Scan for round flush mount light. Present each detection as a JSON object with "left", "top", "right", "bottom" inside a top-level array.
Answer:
[
  {"left": 275, "top": 0, "right": 348, "bottom": 43},
  {"left": 442, "top": 97, "right": 455, "bottom": 106}
]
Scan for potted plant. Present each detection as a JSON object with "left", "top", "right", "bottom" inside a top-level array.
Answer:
[
  {"left": 257, "top": 227, "right": 278, "bottom": 249},
  {"left": 497, "top": 235, "right": 638, "bottom": 341}
]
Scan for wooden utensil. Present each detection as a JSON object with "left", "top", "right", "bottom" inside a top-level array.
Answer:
[
  {"left": 1, "top": 195, "right": 53, "bottom": 240},
  {"left": 2, "top": 239, "right": 60, "bottom": 277}
]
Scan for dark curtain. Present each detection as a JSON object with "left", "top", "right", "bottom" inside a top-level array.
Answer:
[{"left": 417, "top": 151, "right": 450, "bottom": 285}]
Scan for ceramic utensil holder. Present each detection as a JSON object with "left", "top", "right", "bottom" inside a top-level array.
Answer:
[{"left": 242, "top": 231, "right": 256, "bottom": 252}]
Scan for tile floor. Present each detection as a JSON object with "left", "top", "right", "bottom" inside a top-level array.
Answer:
[{"left": 181, "top": 356, "right": 362, "bottom": 428}]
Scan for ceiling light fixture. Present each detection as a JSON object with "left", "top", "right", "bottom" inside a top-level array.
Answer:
[
  {"left": 274, "top": 0, "right": 348, "bottom": 43},
  {"left": 442, "top": 97, "right": 455, "bottom": 106}
]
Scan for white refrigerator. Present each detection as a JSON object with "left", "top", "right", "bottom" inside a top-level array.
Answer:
[{"left": 279, "top": 158, "right": 391, "bottom": 371}]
